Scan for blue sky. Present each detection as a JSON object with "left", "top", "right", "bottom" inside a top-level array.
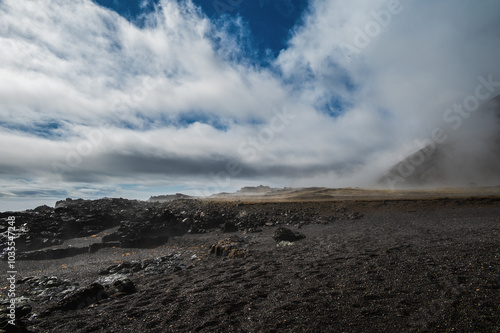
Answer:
[
  {"left": 1, "top": 0, "right": 500, "bottom": 210},
  {"left": 94, "top": 0, "right": 309, "bottom": 63}
]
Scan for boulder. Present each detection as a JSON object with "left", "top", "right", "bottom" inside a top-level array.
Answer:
[
  {"left": 272, "top": 227, "right": 306, "bottom": 243},
  {"left": 209, "top": 236, "right": 250, "bottom": 259},
  {"left": 112, "top": 279, "right": 137, "bottom": 294},
  {"left": 48, "top": 283, "right": 108, "bottom": 312}
]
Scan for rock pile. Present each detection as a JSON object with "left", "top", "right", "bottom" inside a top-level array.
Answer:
[
  {"left": 209, "top": 236, "right": 251, "bottom": 259},
  {"left": 0, "top": 198, "right": 144, "bottom": 254},
  {"left": 16, "top": 276, "right": 79, "bottom": 305},
  {"left": 47, "top": 283, "right": 108, "bottom": 312},
  {"left": 101, "top": 209, "right": 185, "bottom": 248},
  {"left": 41, "top": 277, "right": 137, "bottom": 316},
  {"left": 2, "top": 198, "right": 363, "bottom": 261}
]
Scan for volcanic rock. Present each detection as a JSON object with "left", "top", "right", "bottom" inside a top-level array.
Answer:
[
  {"left": 112, "top": 279, "right": 136, "bottom": 295},
  {"left": 0, "top": 303, "right": 32, "bottom": 333},
  {"left": 48, "top": 283, "right": 108, "bottom": 312},
  {"left": 99, "top": 262, "right": 143, "bottom": 275},
  {"left": 272, "top": 227, "right": 306, "bottom": 242},
  {"left": 0, "top": 198, "right": 144, "bottom": 254},
  {"left": 209, "top": 236, "right": 250, "bottom": 259},
  {"left": 15, "top": 277, "right": 79, "bottom": 305}
]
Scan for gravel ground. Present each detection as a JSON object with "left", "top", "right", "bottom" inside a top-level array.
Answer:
[{"left": 1, "top": 197, "right": 499, "bottom": 332}]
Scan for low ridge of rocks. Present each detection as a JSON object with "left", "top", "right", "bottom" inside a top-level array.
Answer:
[{"left": 1, "top": 197, "right": 359, "bottom": 261}]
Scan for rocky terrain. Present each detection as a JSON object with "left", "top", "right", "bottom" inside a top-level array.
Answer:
[{"left": 0, "top": 189, "right": 499, "bottom": 332}]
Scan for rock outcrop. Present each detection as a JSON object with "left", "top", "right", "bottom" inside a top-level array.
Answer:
[
  {"left": 272, "top": 227, "right": 306, "bottom": 242},
  {"left": 1, "top": 197, "right": 362, "bottom": 261},
  {"left": 209, "top": 236, "right": 251, "bottom": 259}
]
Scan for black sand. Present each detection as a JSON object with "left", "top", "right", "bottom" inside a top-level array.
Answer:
[{"left": 1, "top": 196, "right": 499, "bottom": 332}]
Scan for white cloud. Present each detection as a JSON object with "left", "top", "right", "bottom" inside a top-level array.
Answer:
[
  {"left": 0, "top": 0, "right": 499, "bottom": 210},
  {"left": 278, "top": 0, "right": 500, "bottom": 186}
]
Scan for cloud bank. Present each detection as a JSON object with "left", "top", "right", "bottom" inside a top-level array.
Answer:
[{"left": 1, "top": 0, "right": 500, "bottom": 210}]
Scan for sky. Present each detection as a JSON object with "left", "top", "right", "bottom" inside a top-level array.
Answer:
[{"left": 1, "top": 0, "right": 500, "bottom": 211}]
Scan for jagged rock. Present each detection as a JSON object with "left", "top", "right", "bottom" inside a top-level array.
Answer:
[
  {"left": 48, "top": 283, "right": 108, "bottom": 312},
  {"left": 209, "top": 236, "right": 250, "bottom": 259},
  {"left": 2, "top": 196, "right": 347, "bottom": 260},
  {"left": 272, "top": 227, "right": 306, "bottom": 243},
  {"left": 103, "top": 209, "right": 187, "bottom": 249},
  {"left": 112, "top": 279, "right": 136, "bottom": 294},
  {"left": 99, "top": 262, "right": 143, "bottom": 275},
  {"left": 15, "top": 277, "right": 79, "bottom": 305},
  {"left": 96, "top": 273, "right": 129, "bottom": 285},
  {"left": 95, "top": 277, "right": 137, "bottom": 297},
  {"left": 142, "top": 255, "right": 187, "bottom": 275},
  {"left": 1, "top": 198, "right": 143, "bottom": 254}
]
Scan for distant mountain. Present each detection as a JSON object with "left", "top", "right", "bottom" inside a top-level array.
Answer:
[
  {"left": 149, "top": 193, "right": 194, "bottom": 202},
  {"left": 237, "top": 185, "right": 272, "bottom": 194},
  {"left": 380, "top": 95, "right": 500, "bottom": 188}
]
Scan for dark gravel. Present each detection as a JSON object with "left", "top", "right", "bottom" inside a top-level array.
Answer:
[{"left": 1, "top": 197, "right": 499, "bottom": 332}]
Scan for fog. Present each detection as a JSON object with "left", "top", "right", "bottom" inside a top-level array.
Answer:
[{"left": 1, "top": 0, "right": 500, "bottom": 208}]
